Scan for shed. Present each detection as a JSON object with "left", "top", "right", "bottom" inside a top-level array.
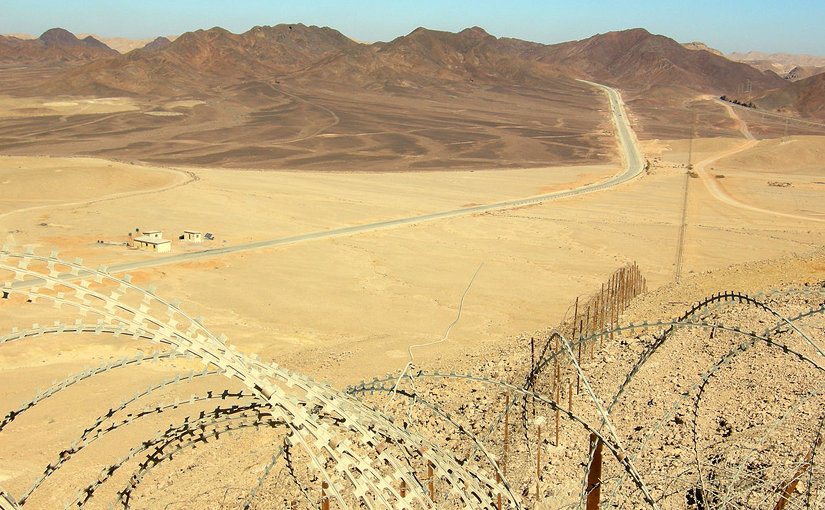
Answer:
[
  {"left": 134, "top": 236, "right": 171, "bottom": 253},
  {"left": 183, "top": 230, "right": 203, "bottom": 243},
  {"left": 141, "top": 230, "right": 163, "bottom": 239}
]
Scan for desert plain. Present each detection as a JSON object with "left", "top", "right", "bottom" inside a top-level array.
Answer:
[{"left": 0, "top": 23, "right": 823, "bottom": 510}]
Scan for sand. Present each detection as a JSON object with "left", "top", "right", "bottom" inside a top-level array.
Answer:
[
  {"left": 0, "top": 133, "right": 822, "bottom": 386},
  {"left": 0, "top": 87, "right": 823, "bottom": 507}
]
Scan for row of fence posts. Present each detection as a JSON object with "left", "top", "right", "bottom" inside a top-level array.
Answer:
[
  {"left": 527, "top": 262, "right": 646, "bottom": 508},
  {"left": 307, "top": 263, "right": 646, "bottom": 509}
]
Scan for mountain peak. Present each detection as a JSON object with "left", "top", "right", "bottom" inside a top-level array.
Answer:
[
  {"left": 80, "top": 35, "right": 112, "bottom": 51},
  {"left": 39, "top": 27, "right": 81, "bottom": 46},
  {"left": 142, "top": 36, "right": 172, "bottom": 51},
  {"left": 459, "top": 26, "right": 491, "bottom": 37}
]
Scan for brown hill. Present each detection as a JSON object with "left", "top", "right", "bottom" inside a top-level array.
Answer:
[
  {"left": 0, "top": 28, "right": 117, "bottom": 63},
  {"left": 756, "top": 72, "right": 825, "bottom": 119},
  {"left": 728, "top": 51, "right": 825, "bottom": 74},
  {"left": 293, "top": 26, "right": 553, "bottom": 89},
  {"left": 35, "top": 26, "right": 789, "bottom": 100},
  {"left": 682, "top": 41, "right": 723, "bottom": 56},
  {"left": 785, "top": 65, "right": 825, "bottom": 81},
  {"left": 524, "top": 28, "right": 786, "bottom": 95},
  {"left": 76, "top": 34, "right": 178, "bottom": 53},
  {"left": 54, "top": 24, "right": 360, "bottom": 95},
  {"left": 142, "top": 36, "right": 172, "bottom": 51}
]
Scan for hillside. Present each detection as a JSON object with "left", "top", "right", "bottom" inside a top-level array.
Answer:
[
  {"left": 756, "top": 72, "right": 825, "bottom": 119},
  {"left": 682, "top": 40, "right": 723, "bottom": 56},
  {"left": 524, "top": 28, "right": 786, "bottom": 95},
  {"left": 0, "top": 28, "right": 117, "bottom": 63},
  {"left": 39, "top": 26, "right": 789, "bottom": 99},
  {"left": 785, "top": 64, "right": 825, "bottom": 81},
  {"left": 293, "top": 26, "right": 554, "bottom": 89},
  {"left": 76, "top": 34, "right": 177, "bottom": 53},
  {"left": 52, "top": 24, "right": 360, "bottom": 95},
  {"left": 141, "top": 36, "right": 172, "bottom": 51},
  {"left": 729, "top": 50, "right": 825, "bottom": 76}
]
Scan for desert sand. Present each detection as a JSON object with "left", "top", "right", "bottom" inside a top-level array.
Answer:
[{"left": 0, "top": 74, "right": 823, "bottom": 508}]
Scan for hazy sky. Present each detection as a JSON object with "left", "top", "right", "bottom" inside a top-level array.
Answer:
[{"left": 2, "top": 0, "right": 824, "bottom": 55}]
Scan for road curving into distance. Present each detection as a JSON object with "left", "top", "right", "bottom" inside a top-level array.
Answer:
[{"left": 13, "top": 81, "right": 645, "bottom": 283}]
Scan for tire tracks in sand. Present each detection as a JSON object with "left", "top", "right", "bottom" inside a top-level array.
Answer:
[{"left": 693, "top": 101, "right": 825, "bottom": 224}]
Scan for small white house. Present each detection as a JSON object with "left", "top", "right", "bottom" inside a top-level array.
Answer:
[
  {"left": 183, "top": 230, "right": 203, "bottom": 243},
  {"left": 141, "top": 230, "right": 163, "bottom": 239},
  {"left": 134, "top": 236, "right": 171, "bottom": 253}
]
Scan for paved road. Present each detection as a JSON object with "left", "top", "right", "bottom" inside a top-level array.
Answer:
[{"left": 12, "top": 81, "right": 644, "bottom": 285}]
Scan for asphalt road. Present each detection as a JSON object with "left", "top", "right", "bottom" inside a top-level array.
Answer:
[{"left": 12, "top": 81, "right": 643, "bottom": 285}]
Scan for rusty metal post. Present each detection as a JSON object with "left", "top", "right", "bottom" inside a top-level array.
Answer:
[
  {"left": 576, "top": 318, "right": 583, "bottom": 394},
  {"left": 586, "top": 433, "right": 604, "bottom": 510},
  {"left": 607, "top": 274, "right": 614, "bottom": 340},
  {"left": 321, "top": 481, "right": 330, "bottom": 510},
  {"left": 530, "top": 337, "right": 536, "bottom": 417},
  {"left": 619, "top": 268, "right": 627, "bottom": 312},
  {"left": 568, "top": 379, "right": 573, "bottom": 413},
  {"left": 428, "top": 461, "right": 435, "bottom": 502},
  {"left": 611, "top": 273, "right": 619, "bottom": 340},
  {"left": 554, "top": 382, "right": 560, "bottom": 446},
  {"left": 599, "top": 283, "right": 605, "bottom": 347},
  {"left": 496, "top": 468, "right": 503, "bottom": 510},
  {"left": 553, "top": 335, "right": 560, "bottom": 395},
  {"left": 536, "top": 423, "right": 542, "bottom": 503},
  {"left": 774, "top": 447, "right": 816, "bottom": 510},
  {"left": 503, "top": 394, "right": 510, "bottom": 475},
  {"left": 571, "top": 296, "right": 579, "bottom": 344}
]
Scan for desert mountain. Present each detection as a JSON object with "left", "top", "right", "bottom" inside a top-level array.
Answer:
[
  {"left": 142, "top": 36, "right": 172, "bottom": 51},
  {"left": 728, "top": 51, "right": 825, "bottom": 78},
  {"left": 756, "top": 72, "right": 825, "bottom": 119},
  {"left": 76, "top": 34, "right": 178, "bottom": 53},
  {"left": 785, "top": 65, "right": 825, "bottom": 81},
  {"left": 55, "top": 24, "right": 360, "bottom": 95},
  {"left": 40, "top": 26, "right": 789, "bottom": 99},
  {"left": 293, "top": 27, "right": 553, "bottom": 88},
  {"left": 0, "top": 28, "right": 117, "bottom": 62},
  {"left": 682, "top": 41, "right": 723, "bottom": 56},
  {"left": 522, "top": 29, "right": 786, "bottom": 95}
]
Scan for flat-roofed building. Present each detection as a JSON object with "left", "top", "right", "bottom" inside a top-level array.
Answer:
[
  {"left": 183, "top": 230, "right": 203, "bottom": 243},
  {"left": 134, "top": 236, "right": 171, "bottom": 253},
  {"left": 141, "top": 230, "right": 163, "bottom": 239}
]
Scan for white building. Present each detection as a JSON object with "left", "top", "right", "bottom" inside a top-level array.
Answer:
[
  {"left": 183, "top": 230, "right": 203, "bottom": 243},
  {"left": 141, "top": 230, "right": 163, "bottom": 239},
  {"left": 134, "top": 236, "right": 171, "bottom": 253}
]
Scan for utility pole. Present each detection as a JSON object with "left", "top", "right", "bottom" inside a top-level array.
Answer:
[{"left": 687, "top": 111, "right": 697, "bottom": 171}]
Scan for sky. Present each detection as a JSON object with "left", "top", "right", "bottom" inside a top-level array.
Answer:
[{"left": 2, "top": 0, "right": 824, "bottom": 55}]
